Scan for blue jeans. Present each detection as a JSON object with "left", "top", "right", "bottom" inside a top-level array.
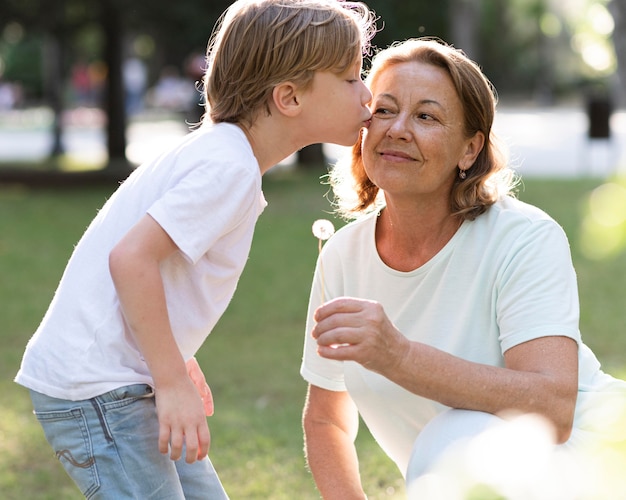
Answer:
[{"left": 30, "top": 385, "right": 229, "bottom": 499}]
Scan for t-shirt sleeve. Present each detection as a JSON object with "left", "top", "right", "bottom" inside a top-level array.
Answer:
[
  {"left": 300, "top": 247, "right": 348, "bottom": 392},
  {"left": 496, "top": 219, "right": 581, "bottom": 353},
  {"left": 148, "top": 160, "right": 259, "bottom": 265}
]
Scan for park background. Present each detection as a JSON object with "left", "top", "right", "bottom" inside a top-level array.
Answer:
[{"left": 1, "top": 0, "right": 626, "bottom": 498}]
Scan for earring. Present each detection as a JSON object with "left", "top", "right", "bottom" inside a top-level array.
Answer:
[{"left": 459, "top": 169, "right": 467, "bottom": 179}]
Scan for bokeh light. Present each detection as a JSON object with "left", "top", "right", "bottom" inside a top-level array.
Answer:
[
  {"left": 559, "top": 0, "right": 616, "bottom": 75},
  {"left": 580, "top": 178, "right": 626, "bottom": 260},
  {"left": 407, "top": 406, "right": 626, "bottom": 499}
]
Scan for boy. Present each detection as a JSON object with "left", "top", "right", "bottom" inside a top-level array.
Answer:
[{"left": 15, "top": 1, "right": 376, "bottom": 498}]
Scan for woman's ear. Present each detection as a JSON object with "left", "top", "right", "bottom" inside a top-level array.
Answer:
[
  {"left": 459, "top": 131, "right": 485, "bottom": 170},
  {"left": 271, "top": 82, "right": 302, "bottom": 117}
]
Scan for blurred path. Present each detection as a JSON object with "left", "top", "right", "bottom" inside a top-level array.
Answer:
[
  {"left": 0, "top": 108, "right": 190, "bottom": 168},
  {"left": 493, "top": 106, "right": 626, "bottom": 178},
  {"left": 0, "top": 106, "right": 625, "bottom": 178}
]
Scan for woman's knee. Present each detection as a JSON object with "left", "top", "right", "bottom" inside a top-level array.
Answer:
[{"left": 406, "top": 409, "right": 503, "bottom": 481}]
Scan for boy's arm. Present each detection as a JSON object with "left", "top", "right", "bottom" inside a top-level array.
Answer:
[{"left": 109, "top": 214, "right": 210, "bottom": 463}]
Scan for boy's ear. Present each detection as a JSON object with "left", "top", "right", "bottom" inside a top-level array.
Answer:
[{"left": 271, "top": 82, "right": 302, "bottom": 117}]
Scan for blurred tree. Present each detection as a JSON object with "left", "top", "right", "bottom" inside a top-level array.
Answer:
[
  {"left": 0, "top": 0, "right": 231, "bottom": 170},
  {"left": 101, "top": 0, "right": 127, "bottom": 169},
  {"left": 298, "top": 144, "right": 325, "bottom": 168},
  {"left": 0, "top": 0, "right": 623, "bottom": 175},
  {"left": 448, "top": 0, "right": 481, "bottom": 60},
  {"left": 366, "top": 0, "right": 449, "bottom": 48},
  {"left": 609, "top": 0, "right": 626, "bottom": 105},
  {"left": 0, "top": 0, "right": 68, "bottom": 157}
]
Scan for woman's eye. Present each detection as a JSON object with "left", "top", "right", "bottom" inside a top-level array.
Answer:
[
  {"left": 418, "top": 113, "right": 435, "bottom": 121},
  {"left": 373, "top": 107, "right": 391, "bottom": 115}
]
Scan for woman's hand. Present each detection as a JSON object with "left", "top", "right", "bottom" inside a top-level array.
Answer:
[{"left": 312, "top": 297, "right": 409, "bottom": 375}]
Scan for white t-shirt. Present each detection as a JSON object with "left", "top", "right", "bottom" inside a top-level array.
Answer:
[
  {"left": 301, "top": 196, "right": 626, "bottom": 474},
  {"left": 16, "top": 122, "right": 267, "bottom": 400}
]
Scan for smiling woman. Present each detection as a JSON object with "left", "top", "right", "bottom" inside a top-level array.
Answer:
[
  {"left": 300, "top": 38, "right": 626, "bottom": 500},
  {"left": 363, "top": 61, "right": 484, "bottom": 228}
]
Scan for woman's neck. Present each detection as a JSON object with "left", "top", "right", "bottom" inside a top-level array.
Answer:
[{"left": 375, "top": 204, "right": 462, "bottom": 272}]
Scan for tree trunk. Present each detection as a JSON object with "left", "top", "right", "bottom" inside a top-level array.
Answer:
[
  {"left": 297, "top": 143, "right": 326, "bottom": 168},
  {"left": 448, "top": 0, "right": 481, "bottom": 61},
  {"left": 43, "top": 33, "right": 64, "bottom": 159},
  {"left": 102, "top": 0, "right": 129, "bottom": 171},
  {"left": 609, "top": 0, "right": 626, "bottom": 106}
]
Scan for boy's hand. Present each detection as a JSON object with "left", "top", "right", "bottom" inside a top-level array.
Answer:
[
  {"left": 155, "top": 376, "right": 211, "bottom": 463},
  {"left": 186, "top": 357, "right": 215, "bottom": 416}
]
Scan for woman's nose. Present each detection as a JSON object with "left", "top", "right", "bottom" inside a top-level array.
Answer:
[{"left": 386, "top": 114, "right": 411, "bottom": 140}]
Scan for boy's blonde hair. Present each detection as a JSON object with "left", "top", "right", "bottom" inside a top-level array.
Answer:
[
  {"left": 330, "top": 38, "right": 518, "bottom": 221},
  {"left": 204, "top": 0, "right": 377, "bottom": 126}
]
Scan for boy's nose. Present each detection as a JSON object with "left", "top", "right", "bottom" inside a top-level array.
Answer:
[{"left": 361, "top": 81, "right": 372, "bottom": 104}]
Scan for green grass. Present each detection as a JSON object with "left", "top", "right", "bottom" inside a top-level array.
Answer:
[{"left": 1, "top": 170, "right": 625, "bottom": 499}]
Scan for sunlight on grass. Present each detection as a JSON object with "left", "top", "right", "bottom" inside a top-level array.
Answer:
[{"left": 57, "top": 154, "right": 106, "bottom": 172}]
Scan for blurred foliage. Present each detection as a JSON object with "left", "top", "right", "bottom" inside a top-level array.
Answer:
[
  {"left": 0, "top": 0, "right": 620, "bottom": 104},
  {"left": 365, "top": 0, "right": 450, "bottom": 45},
  {"left": 0, "top": 0, "right": 233, "bottom": 101}
]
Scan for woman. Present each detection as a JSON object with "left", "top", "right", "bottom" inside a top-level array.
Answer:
[{"left": 301, "top": 38, "right": 626, "bottom": 498}]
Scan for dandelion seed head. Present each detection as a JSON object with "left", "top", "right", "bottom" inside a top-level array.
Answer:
[{"left": 312, "top": 219, "right": 335, "bottom": 241}]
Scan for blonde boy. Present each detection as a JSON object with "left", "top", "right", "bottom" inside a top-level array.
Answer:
[{"left": 15, "top": 1, "right": 376, "bottom": 497}]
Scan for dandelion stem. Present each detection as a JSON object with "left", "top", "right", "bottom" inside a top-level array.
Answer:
[
  {"left": 319, "top": 238, "right": 325, "bottom": 304},
  {"left": 312, "top": 219, "right": 335, "bottom": 305}
]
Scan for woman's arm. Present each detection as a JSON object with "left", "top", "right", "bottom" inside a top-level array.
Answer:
[
  {"left": 303, "top": 385, "right": 367, "bottom": 499},
  {"left": 109, "top": 214, "right": 210, "bottom": 463},
  {"left": 312, "top": 297, "right": 578, "bottom": 443}
]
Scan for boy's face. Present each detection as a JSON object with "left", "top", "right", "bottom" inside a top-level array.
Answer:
[{"left": 299, "top": 57, "right": 372, "bottom": 147}]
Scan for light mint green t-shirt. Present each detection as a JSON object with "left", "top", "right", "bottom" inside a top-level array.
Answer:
[{"left": 301, "top": 196, "right": 626, "bottom": 473}]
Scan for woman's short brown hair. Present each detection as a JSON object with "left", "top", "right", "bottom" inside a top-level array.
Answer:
[
  {"left": 330, "top": 38, "right": 517, "bottom": 221},
  {"left": 204, "top": 0, "right": 377, "bottom": 126}
]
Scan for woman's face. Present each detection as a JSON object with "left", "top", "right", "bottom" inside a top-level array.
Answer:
[{"left": 362, "top": 61, "right": 482, "bottom": 204}]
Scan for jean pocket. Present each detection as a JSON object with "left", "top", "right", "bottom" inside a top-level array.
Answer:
[
  {"left": 100, "top": 385, "right": 158, "bottom": 443},
  {"left": 98, "top": 383, "right": 154, "bottom": 408},
  {"left": 34, "top": 407, "right": 100, "bottom": 498}
]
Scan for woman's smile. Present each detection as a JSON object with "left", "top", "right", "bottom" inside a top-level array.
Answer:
[{"left": 378, "top": 148, "right": 417, "bottom": 162}]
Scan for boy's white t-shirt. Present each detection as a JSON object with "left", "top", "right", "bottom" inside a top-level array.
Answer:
[
  {"left": 16, "top": 122, "right": 267, "bottom": 401},
  {"left": 301, "top": 196, "right": 626, "bottom": 474}
]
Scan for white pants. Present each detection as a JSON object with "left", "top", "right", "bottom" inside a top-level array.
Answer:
[
  {"left": 406, "top": 408, "right": 504, "bottom": 482},
  {"left": 404, "top": 407, "right": 626, "bottom": 500}
]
